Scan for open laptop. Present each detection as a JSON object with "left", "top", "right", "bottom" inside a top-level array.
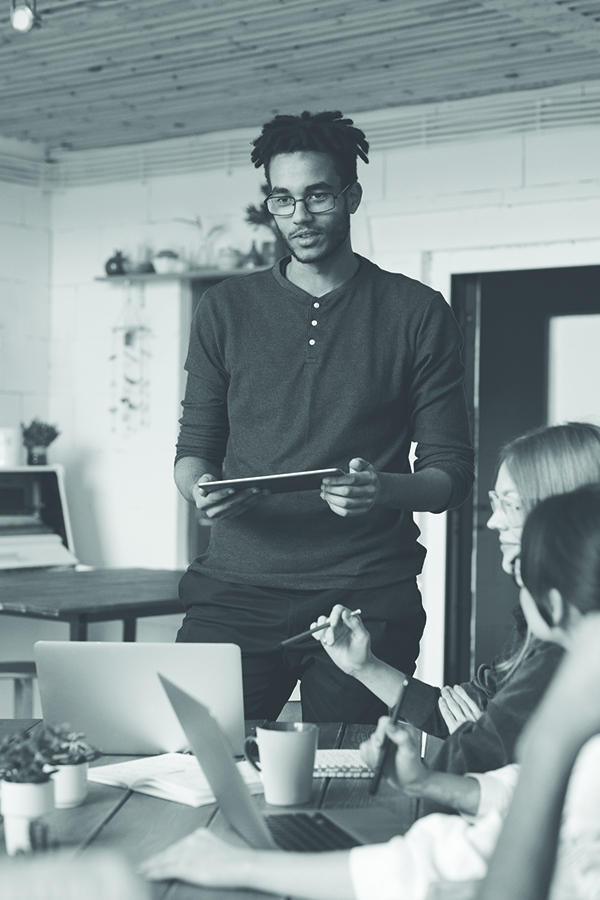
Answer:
[
  {"left": 159, "top": 674, "right": 403, "bottom": 852},
  {"left": 34, "top": 642, "right": 245, "bottom": 756}
]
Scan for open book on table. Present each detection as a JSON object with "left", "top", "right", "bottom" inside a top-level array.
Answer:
[
  {"left": 88, "top": 749, "right": 373, "bottom": 807},
  {"left": 88, "top": 753, "right": 263, "bottom": 807}
]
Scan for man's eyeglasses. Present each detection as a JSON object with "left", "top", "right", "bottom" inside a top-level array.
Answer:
[
  {"left": 265, "top": 183, "right": 354, "bottom": 217},
  {"left": 488, "top": 490, "right": 523, "bottom": 527}
]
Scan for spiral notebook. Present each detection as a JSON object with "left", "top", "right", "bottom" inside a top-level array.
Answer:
[{"left": 314, "top": 750, "right": 374, "bottom": 779}]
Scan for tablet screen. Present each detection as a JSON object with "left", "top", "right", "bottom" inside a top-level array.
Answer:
[{"left": 200, "top": 468, "right": 344, "bottom": 495}]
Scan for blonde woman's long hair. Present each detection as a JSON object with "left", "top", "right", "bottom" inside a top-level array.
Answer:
[{"left": 495, "top": 421, "right": 600, "bottom": 681}]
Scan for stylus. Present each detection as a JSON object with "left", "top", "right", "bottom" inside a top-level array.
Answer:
[
  {"left": 278, "top": 609, "right": 362, "bottom": 648},
  {"left": 369, "top": 675, "right": 410, "bottom": 796}
]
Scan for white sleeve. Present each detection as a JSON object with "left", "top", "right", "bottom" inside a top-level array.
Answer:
[
  {"left": 550, "top": 735, "right": 600, "bottom": 900},
  {"left": 349, "top": 810, "right": 504, "bottom": 900},
  {"left": 465, "top": 764, "right": 520, "bottom": 820}
]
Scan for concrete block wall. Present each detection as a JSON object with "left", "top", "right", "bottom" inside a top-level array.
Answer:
[{"left": 0, "top": 179, "right": 52, "bottom": 441}]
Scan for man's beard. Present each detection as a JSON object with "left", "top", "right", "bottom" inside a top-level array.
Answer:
[{"left": 275, "top": 214, "right": 351, "bottom": 264}]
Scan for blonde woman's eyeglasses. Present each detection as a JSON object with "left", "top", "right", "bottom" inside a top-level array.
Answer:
[{"left": 488, "top": 490, "right": 523, "bottom": 527}]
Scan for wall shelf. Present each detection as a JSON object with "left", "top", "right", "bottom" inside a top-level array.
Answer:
[{"left": 95, "top": 267, "right": 268, "bottom": 284}]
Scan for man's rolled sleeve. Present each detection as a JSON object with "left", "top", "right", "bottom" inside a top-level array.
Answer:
[
  {"left": 175, "top": 371, "right": 229, "bottom": 466},
  {"left": 409, "top": 295, "right": 474, "bottom": 511},
  {"left": 175, "top": 294, "right": 231, "bottom": 467}
]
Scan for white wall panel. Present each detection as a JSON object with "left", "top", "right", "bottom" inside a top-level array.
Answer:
[{"left": 548, "top": 315, "right": 600, "bottom": 427}]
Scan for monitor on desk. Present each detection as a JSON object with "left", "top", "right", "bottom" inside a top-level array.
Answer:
[{"left": 0, "top": 465, "right": 79, "bottom": 569}]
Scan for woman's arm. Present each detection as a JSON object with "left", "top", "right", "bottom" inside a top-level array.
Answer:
[
  {"left": 426, "top": 640, "right": 564, "bottom": 776},
  {"left": 139, "top": 828, "right": 356, "bottom": 900},
  {"left": 479, "top": 614, "right": 600, "bottom": 900}
]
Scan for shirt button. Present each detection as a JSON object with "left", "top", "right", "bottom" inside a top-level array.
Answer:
[
  {"left": 311, "top": 320, "right": 317, "bottom": 326},
  {"left": 313, "top": 302, "right": 320, "bottom": 308},
  {"left": 309, "top": 339, "right": 315, "bottom": 346}
]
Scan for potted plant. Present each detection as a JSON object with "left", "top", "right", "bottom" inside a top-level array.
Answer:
[
  {"left": 0, "top": 727, "right": 56, "bottom": 854},
  {"left": 21, "top": 417, "right": 60, "bottom": 465},
  {"left": 244, "top": 183, "right": 287, "bottom": 264},
  {"left": 152, "top": 248, "right": 185, "bottom": 275},
  {"left": 43, "top": 724, "right": 99, "bottom": 809}
]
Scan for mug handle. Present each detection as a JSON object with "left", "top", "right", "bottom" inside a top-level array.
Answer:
[{"left": 244, "top": 736, "right": 262, "bottom": 772}]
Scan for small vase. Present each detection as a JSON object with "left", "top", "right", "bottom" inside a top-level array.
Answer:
[
  {"left": 105, "top": 251, "right": 127, "bottom": 276},
  {"left": 27, "top": 446, "right": 47, "bottom": 465},
  {"left": 0, "top": 779, "right": 54, "bottom": 855},
  {"left": 52, "top": 762, "right": 88, "bottom": 808}
]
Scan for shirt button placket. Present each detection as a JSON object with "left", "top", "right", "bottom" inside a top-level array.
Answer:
[{"left": 307, "top": 301, "right": 320, "bottom": 358}]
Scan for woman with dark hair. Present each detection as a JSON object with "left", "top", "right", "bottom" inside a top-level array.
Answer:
[
  {"left": 480, "top": 483, "right": 600, "bottom": 900},
  {"left": 312, "top": 421, "right": 600, "bottom": 775}
]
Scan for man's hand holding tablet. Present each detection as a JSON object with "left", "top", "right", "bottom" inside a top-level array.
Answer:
[{"left": 194, "top": 469, "right": 343, "bottom": 520}]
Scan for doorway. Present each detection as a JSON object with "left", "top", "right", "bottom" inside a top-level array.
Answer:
[{"left": 446, "top": 264, "right": 600, "bottom": 683}]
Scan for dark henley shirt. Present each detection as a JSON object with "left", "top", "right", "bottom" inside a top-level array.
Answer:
[{"left": 176, "top": 255, "right": 474, "bottom": 590}]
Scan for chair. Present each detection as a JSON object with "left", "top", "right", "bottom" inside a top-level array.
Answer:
[{"left": 0, "top": 661, "right": 37, "bottom": 718}]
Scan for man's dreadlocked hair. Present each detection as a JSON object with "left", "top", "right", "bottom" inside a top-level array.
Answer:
[{"left": 251, "top": 110, "right": 369, "bottom": 187}]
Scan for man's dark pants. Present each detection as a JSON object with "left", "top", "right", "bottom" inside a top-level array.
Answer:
[{"left": 176, "top": 571, "right": 426, "bottom": 724}]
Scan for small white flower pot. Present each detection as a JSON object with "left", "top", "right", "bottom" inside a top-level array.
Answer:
[
  {"left": 52, "top": 762, "right": 88, "bottom": 808},
  {"left": 153, "top": 255, "right": 185, "bottom": 274},
  {"left": 1, "top": 779, "right": 54, "bottom": 855}
]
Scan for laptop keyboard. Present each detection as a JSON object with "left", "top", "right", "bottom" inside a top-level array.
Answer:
[{"left": 265, "top": 812, "right": 361, "bottom": 852}]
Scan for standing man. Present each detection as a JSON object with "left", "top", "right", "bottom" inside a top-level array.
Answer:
[{"left": 175, "top": 110, "right": 473, "bottom": 723}]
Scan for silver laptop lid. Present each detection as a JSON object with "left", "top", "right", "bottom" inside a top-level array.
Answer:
[
  {"left": 159, "top": 674, "right": 276, "bottom": 850},
  {"left": 34, "top": 642, "right": 245, "bottom": 756}
]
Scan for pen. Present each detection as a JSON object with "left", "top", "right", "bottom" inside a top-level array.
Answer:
[
  {"left": 278, "top": 609, "right": 362, "bottom": 648},
  {"left": 369, "top": 675, "right": 410, "bottom": 796}
]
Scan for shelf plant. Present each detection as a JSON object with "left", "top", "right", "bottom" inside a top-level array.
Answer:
[
  {"left": 21, "top": 418, "right": 60, "bottom": 451},
  {"left": 20, "top": 418, "right": 60, "bottom": 465},
  {"left": 244, "top": 183, "right": 286, "bottom": 262}
]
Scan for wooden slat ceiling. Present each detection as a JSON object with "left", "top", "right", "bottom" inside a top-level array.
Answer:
[{"left": 0, "top": 0, "right": 600, "bottom": 153}]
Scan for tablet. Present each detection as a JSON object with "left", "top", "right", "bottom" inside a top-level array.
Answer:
[{"left": 200, "top": 468, "right": 344, "bottom": 495}]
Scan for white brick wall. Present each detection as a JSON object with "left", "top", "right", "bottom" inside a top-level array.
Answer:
[{"left": 0, "top": 180, "right": 52, "bottom": 434}]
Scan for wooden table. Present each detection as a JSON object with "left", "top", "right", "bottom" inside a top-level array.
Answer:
[
  {"left": 0, "top": 568, "right": 185, "bottom": 640},
  {"left": 0, "top": 720, "right": 418, "bottom": 899}
]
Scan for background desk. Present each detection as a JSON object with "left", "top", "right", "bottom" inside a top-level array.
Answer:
[
  {"left": 0, "top": 720, "right": 418, "bottom": 900},
  {"left": 0, "top": 568, "right": 185, "bottom": 641}
]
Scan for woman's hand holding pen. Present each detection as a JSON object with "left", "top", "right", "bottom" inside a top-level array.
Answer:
[
  {"left": 360, "top": 718, "right": 427, "bottom": 794},
  {"left": 310, "top": 604, "right": 372, "bottom": 676},
  {"left": 311, "top": 605, "right": 409, "bottom": 709},
  {"left": 362, "top": 718, "right": 482, "bottom": 814}
]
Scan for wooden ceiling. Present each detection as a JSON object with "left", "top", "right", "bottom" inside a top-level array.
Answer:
[{"left": 1, "top": 0, "right": 600, "bottom": 153}]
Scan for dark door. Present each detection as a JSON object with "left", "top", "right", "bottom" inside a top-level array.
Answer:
[{"left": 447, "top": 265, "right": 600, "bottom": 683}]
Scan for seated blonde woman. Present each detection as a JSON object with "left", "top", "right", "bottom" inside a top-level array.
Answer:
[{"left": 312, "top": 422, "right": 600, "bottom": 775}]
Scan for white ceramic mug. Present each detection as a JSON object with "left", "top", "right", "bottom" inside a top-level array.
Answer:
[{"left": 244, "top": 722, "right": 318, "bottom": 806}]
